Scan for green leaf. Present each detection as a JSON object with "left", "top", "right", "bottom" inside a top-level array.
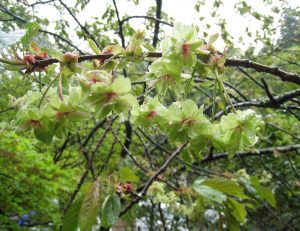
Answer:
[
  {"left": 0, "top": 29, "right": 26, "bottom": 50},
  {"left": 34, "top": 126, "right": 54, "bottom": 144},
  {"left": 21, "top": 22, "right": 40, "bottom": 49},
  {"left": 112, "top": 77, "right": 131, "bottom": 94},
  {"left": 101, "top": 193, "right": 121, "bottom": 228},
  {"left": 193, "top": 179, "right": 227, "bottom": 203},
  {"left": 225, "top": 208, "right": 241, "bottom": 231},
  {"left": 88, "top": 39, "right": 101, "bottom": 54},
  {"left": 78, "top": 180, "right": 100, "bottom": 231},
  {"left": 203, "top": 177, "right": 249, "bottom": 199},
  {"left": 250, "top": 176, "right": 276, "bottom": 207},
  {"left": 120, "top": 167, "right": 139, "bottom": 183},
  {"left": 142, "top": 41, "right": 156, "bottom": 51},
  {"left": 181, "top": 99, "right": 198, "bottom": 117},
  {"left": 62, "top": 195, "right": 84, "bottom": 231},
  {"left": 226, "top": 198, "right": 246, "bottom": 223},
  {"left": 208, "top": 33, "right": 219, "bottom": 45}
]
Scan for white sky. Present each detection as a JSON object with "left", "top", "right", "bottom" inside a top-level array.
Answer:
[{"left": 28, "top": 0, "right": 300, "bottom": 53}]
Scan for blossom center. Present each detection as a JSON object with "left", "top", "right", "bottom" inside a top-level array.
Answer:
[
  {"left": 181, "top": 117, "right": 196, "bottom": 126},
  {"left": 147, "top": 110, "right": 158, "bottom": 119},
  {"left": 182, "top": 43, "right": 190, "bottom": 58},
  {"left": 28, "top": 119, "right": 42, "bottom": 128},
  {"left": 106, "top": 92, "right": 118, "bottom": 103}
]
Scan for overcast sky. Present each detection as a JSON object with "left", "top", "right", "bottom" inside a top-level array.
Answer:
[{"left": 28, "top": 0, "right": 300, "bottom": 53}]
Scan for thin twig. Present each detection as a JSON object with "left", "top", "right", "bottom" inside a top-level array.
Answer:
[{"left": 201, "top": 144, "right": 300, "bottom": 162}]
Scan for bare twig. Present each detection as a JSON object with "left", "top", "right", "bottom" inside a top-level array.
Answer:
[
  {"left": 112, "top": 0, "right": 125, "bottom": 48},
  {"left": 121, "top": 15, "right": 173, "bottom": 27},
  {"left": 215, "top": 88, "right": 300, "bottom": 118},
  {"left": 118, "top": 143, "right": 187, "bottom": 217},
  {"left": 225, "top": 58, "right": 300, "bottom": 84},
  {"left": 58, "top": 0, "right": 100, "bottom": 49},
  {"left": 201, "top": 144, "right": 300, "bottom": 163},
  {"left": 62, "top": 117, "right": 115, "bottom": 214},
  {"left": 0, "top": 2, "right": 84, "bottom": 54},
  {"left": 153, "top": 0, "right": 162, "bottom": 48}
]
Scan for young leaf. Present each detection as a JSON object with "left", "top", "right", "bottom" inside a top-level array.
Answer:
[
  {"left": 226, "top": 198, "right": 246, "bottom": 224},
  {"left": 250, "top": 176, "right": 276, "bottom": 207},
  {"left": 88, "top": 39, "right": 101, "bottom": 54},
  {"left": 208, "top": 33, "right": 219, "bottom": 45},
  {"left": 78, "top": 180, "right": 100, "bottom": 231},
  {"left": 101, "top": 193, "right": 121, "bottom": 228},
  {"left": 120, "top": 167, "right": 139, "bottom": 183},
  {"left": 225, "top": 208, "right": 241, "bottom": 231},
  {"left": 203, "top": 177, "right": 249, "bottom": 199},
  {"left": 21, "top": 22, "right": 40, "bottom": 49},
  {"left": 62, "top": 195, "right": 84, "bottom": 231},
  {"left": 193, "top": 179, "right": 227, "bottom": 203}
]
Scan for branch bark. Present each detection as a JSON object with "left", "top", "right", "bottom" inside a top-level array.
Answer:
[
  {"left": 121, "top": 15, "right": 172, "bottom": 27},
  {"left": 58, "top": 0, "right": 100, "bottom": 49},
  {"left": 215, "top": 88, "right": 300, "bottom": 118},
  {"left": 153, "top": 0, "right": 162, "bottom": 48},
  {"left": 225, "top": 58, "right": 300, "bottom": 85},
  {"left": 201, "top": 144, "right": 300, "bottom": 163},
  {"left": 119, "top": 143, "right": 187, "bottom": 216},
  {"left": 30, "top": 52, "right": 300, "bottom": 85}
]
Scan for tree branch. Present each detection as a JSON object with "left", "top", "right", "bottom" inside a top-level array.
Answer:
[
  {"left": 153, "top": 0, "right": 162, "bottom": 48},
  {"left": 215, "top": 88, "right": 300, "bottom": 118},
  {"left": 0, "top": 2, "right": 84, "bottom": 54},
  {"left": 29, "top": 52, "right": 300, "bottom": 85},
  {"left": 225, "top": 58, "right": 300, "bottom": 85},
  {"left": 20, "top": 0, "right": 56, "bottom": 7},
  {"left": 112, "top": 0, "right": 125, "bottom": 48},
  {"left": 62, "top": 117, "right": 115, "bottom": 214},
  {"left": 121, "top": 15, "right": 172, "bottom": 27},
  {"left": 201, "top": 144, "right": 300, "bottom": 163},
  {"left": 0, "top": 107, "right": 15, "bottom": 114},
  {"left": 58, "top": 0, "right": 100, "bottom": 49},
  {"left": 118, "top": 143, "right": 187, "bottom": 217}
]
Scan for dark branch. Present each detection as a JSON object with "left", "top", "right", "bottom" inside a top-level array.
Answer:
[
  {"left": 62, "top": 118, "right": 115, "bottom": 214},
  {"left": 0, "top": 107, "right": 15, "bottom": 114},
  {"left": 153, "top": 0, "right": 162, "bottom": 48},
  {"left": 28, "top": 52, "right": 300, "bottom": 85},
  {"left": 121, "top": 15, "right": 173, "bottom": 27},
  {"left": 58, "top": 0, "right": 100, "bottom": 49},
  {"left": 118, "top": 143, "right": 187, "bottom": 217},
  {"left": 215, "top": 88, "right": 300, "bottom": 118},
  {"left": 120, "top": 120, "right": 132, "bottom": 158},
  {"left": 20, "top": 0, "right": 56, "bottom": 7},
  {"left": 225, "top": 58, "right": 300, "bottom": 85},
  {"left": 261, "top": 78, "right": 278, "bottom": 105},
  {"left": 0, "top": 2, "right": 84, "bottom": 54},
  {"left": 82, "top": 119, "right": 107, "bottom": 147},
  {"left": 201, "top": 144, "right": 300, "bottom": 163},
  {"left": 112, "top": 0, "right": 125, "bottom": 48}
]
